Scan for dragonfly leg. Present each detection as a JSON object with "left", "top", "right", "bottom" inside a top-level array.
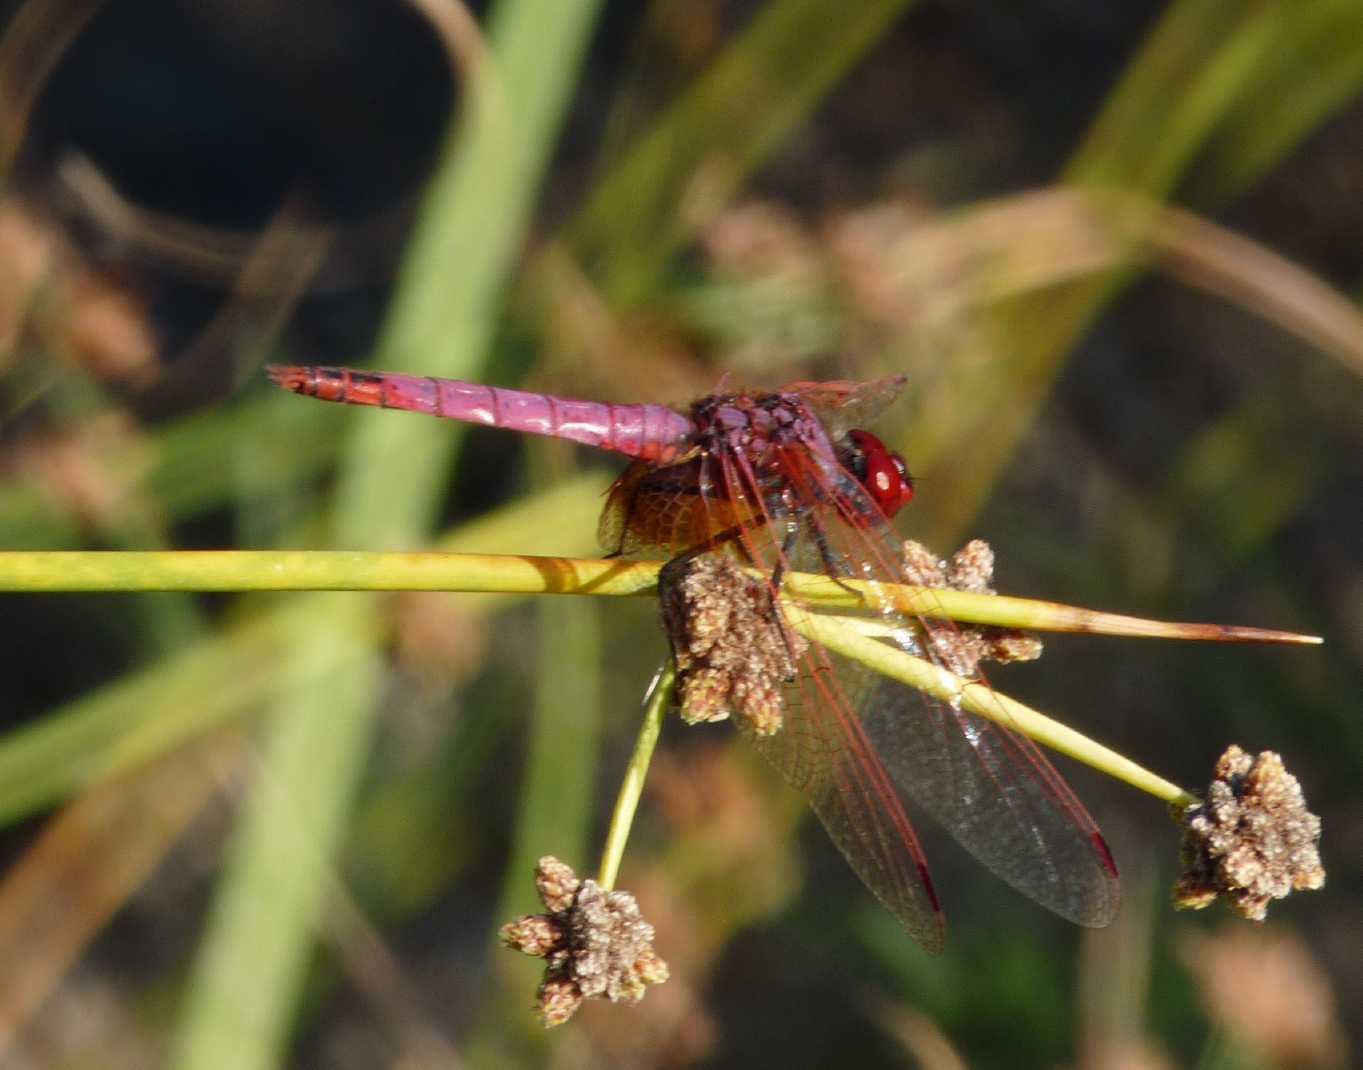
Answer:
[{"left": 802, "top": 514, "right": 864, "bottom": 598}]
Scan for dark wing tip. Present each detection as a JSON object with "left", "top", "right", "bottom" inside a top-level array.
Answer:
[
  {"left": 914, "top": 860, "right": 948, "bottom": 954},
  {"left": 1079, "top": 831, "right": 1123, "bottom": 928},
  {"left": 1093, "top": 830, "right": 1119, "bottom": 880}
]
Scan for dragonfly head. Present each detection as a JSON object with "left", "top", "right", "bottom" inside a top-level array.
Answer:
[{"left": 845, "top": 429, "right": 915, "bottom": 516}]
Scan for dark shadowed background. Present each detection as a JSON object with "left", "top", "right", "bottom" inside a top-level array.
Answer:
[{"left": 0, "top": 1, "right": 1359, "bottom": 1067}]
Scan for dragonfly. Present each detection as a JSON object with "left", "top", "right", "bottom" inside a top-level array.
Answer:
[{"left": 267, "top": 363, "right": 1119, "bottom": 951}]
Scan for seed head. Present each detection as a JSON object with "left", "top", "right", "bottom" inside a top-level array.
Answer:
[
  {"left": 659, "top": 556, "right": 805, "bottom": 736},
  {"left": 1174, "top": 746, "right": 1325, "bottom": 921},
  {"left": 500, "top": 857, "right": 669, "bottom": 1027},
  {"left": 900, "top": 539, "right": 1043, "bottom": 677}
]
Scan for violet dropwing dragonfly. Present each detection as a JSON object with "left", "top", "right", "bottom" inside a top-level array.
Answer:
[{"left": 268, "top": 364, "right": 1119, "bottom": 951}]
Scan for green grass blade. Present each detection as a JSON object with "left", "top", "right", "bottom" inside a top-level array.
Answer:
[
  {"left": 570, "top": 0, "right": 918, "bottom": 304},
  {"left": 480, "top": 595, "right": 604, "bottom": 1054},
  {"left": 1066, "top": 0, "right": 1285, "bottom": 191},
  {"left": 1186, "top": 0, "right": 1363, "bottom": 204},
  {"left": 167, "top": 599, "right": 381, "bottom": 1070},
  {"left": 0, "top": 602, "right": 305, "bottom": 825},
  {"left": 907, "top": 0, "right": 1363, "bottom": 546},
  {"left": 0, "top": 549, "right": 659, "bottom": 594},
  {"left": 501, "top": 599, "right": 604, "bottom": 904},
  {"left": 171, "top": 0, "right": 608, "bottom": 1061}
]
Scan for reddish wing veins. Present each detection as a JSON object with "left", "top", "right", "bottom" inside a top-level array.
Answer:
[
  {"left": 619, "top": 383, "right": 1118, "bottom": 947},
  {"left": 784, "top": 375, "right": 908, "bottom": 439},
  {"left": 763, "top": 432, "right": 1119, "bottom": 935},
  {"left": 712, "top": 427, "right": 950, "bottom": 949}
]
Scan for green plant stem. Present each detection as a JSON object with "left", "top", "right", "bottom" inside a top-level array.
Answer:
[
  {"left": 597, "top": 662, "right": 674, "bottom": 891},
  {"left": 0, "top": 550, "right": 1320, "bottom": 645},
  {"left": 788, "top": 608, "right": 1199, "bottom": 808},
  {"left": 0, "top": 550, "right": 658, "bottom": 595},
  {"left": 2, "top": 547, "right": 1314, "bottom": 825}
]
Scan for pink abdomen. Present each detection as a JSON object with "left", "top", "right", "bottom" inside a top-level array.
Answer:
[{"left": 267, "top": 365, "right": 694, "bottom": 463}]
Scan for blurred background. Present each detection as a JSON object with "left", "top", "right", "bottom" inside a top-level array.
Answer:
[{"left": 0, "top": 1, "right": 1359, "bottom": 1067}]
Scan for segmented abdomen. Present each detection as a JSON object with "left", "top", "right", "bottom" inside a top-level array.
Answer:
[{"left": 267, "top": 365, "right": 694, "bottom": 463}]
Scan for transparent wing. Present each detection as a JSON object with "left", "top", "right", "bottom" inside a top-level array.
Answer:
[
  {"left": 610, "top": 394, "right": 1118, "bottom": 945},
  {"left": 708, "top": 438, "right": 946, "bottom": 948},
  {"left": 746, "top": 622, "right": 948, "bottom": 950},
  {"left": 786, "top": 375, "right": 908, "bottom": 437},
  {"left": 858, "top": 677, "right": 1119, "bottom": 926},
  {"left": 720, "top": 432, "right": 1119, "bottom": 940}
]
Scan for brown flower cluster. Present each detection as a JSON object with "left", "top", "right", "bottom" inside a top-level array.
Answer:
[
  {"left": 900, "top": 539, "right": 1043, "bottom": 677},
  {"left": 659, "top": 555, "right": 805, "bottom": 736},
  {"left": 1174, "top": 746, "right": 1325, "bottom": 921},
  {"left": 500, "top": 857, "right": 669, "bottom": 1027}
]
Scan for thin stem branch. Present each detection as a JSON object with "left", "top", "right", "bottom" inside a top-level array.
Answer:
[
  {"left": 597, "top": 661, "right": 674, "bottom": 890},
  {"left": 789, "top": 608, "right": 1200, "bottom": 808}
]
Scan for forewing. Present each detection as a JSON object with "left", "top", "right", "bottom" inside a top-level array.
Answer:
[
  {"left": 747, "top": 631, "right": 948, "bottom": 950},
  {"left": 705, "top": 438, "right": 944, "bottom": 948},
  {"left": 730, "top": 433, "right": 1119, "bottom": 932},
  {"left": 606, "top": 444, "right": 948, "bottom": 944},
  {"left": 785, "top": 375, "right": 908, "bottom": 437}
]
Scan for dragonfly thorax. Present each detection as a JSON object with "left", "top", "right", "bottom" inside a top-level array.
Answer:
[{"left": 687, "top": 390, "right": 835, "bottom": 468}]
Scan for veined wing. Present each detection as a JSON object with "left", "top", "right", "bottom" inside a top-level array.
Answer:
[
  {"left": 708, "top": 432, "right": 946, "bottom": 948},
  {"left": 715, "top": 428, "right": 1119, "bottom": 944},
  {"left": 785, "top": 375, "right": 908, "bottom": 439},
  {"left": 598, "top": 455, "right": 777, "bottom": 559}
]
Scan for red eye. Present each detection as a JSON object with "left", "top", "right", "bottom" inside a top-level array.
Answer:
[{"left": 846, "top": 429, "right": 915, "bottom": 516}]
